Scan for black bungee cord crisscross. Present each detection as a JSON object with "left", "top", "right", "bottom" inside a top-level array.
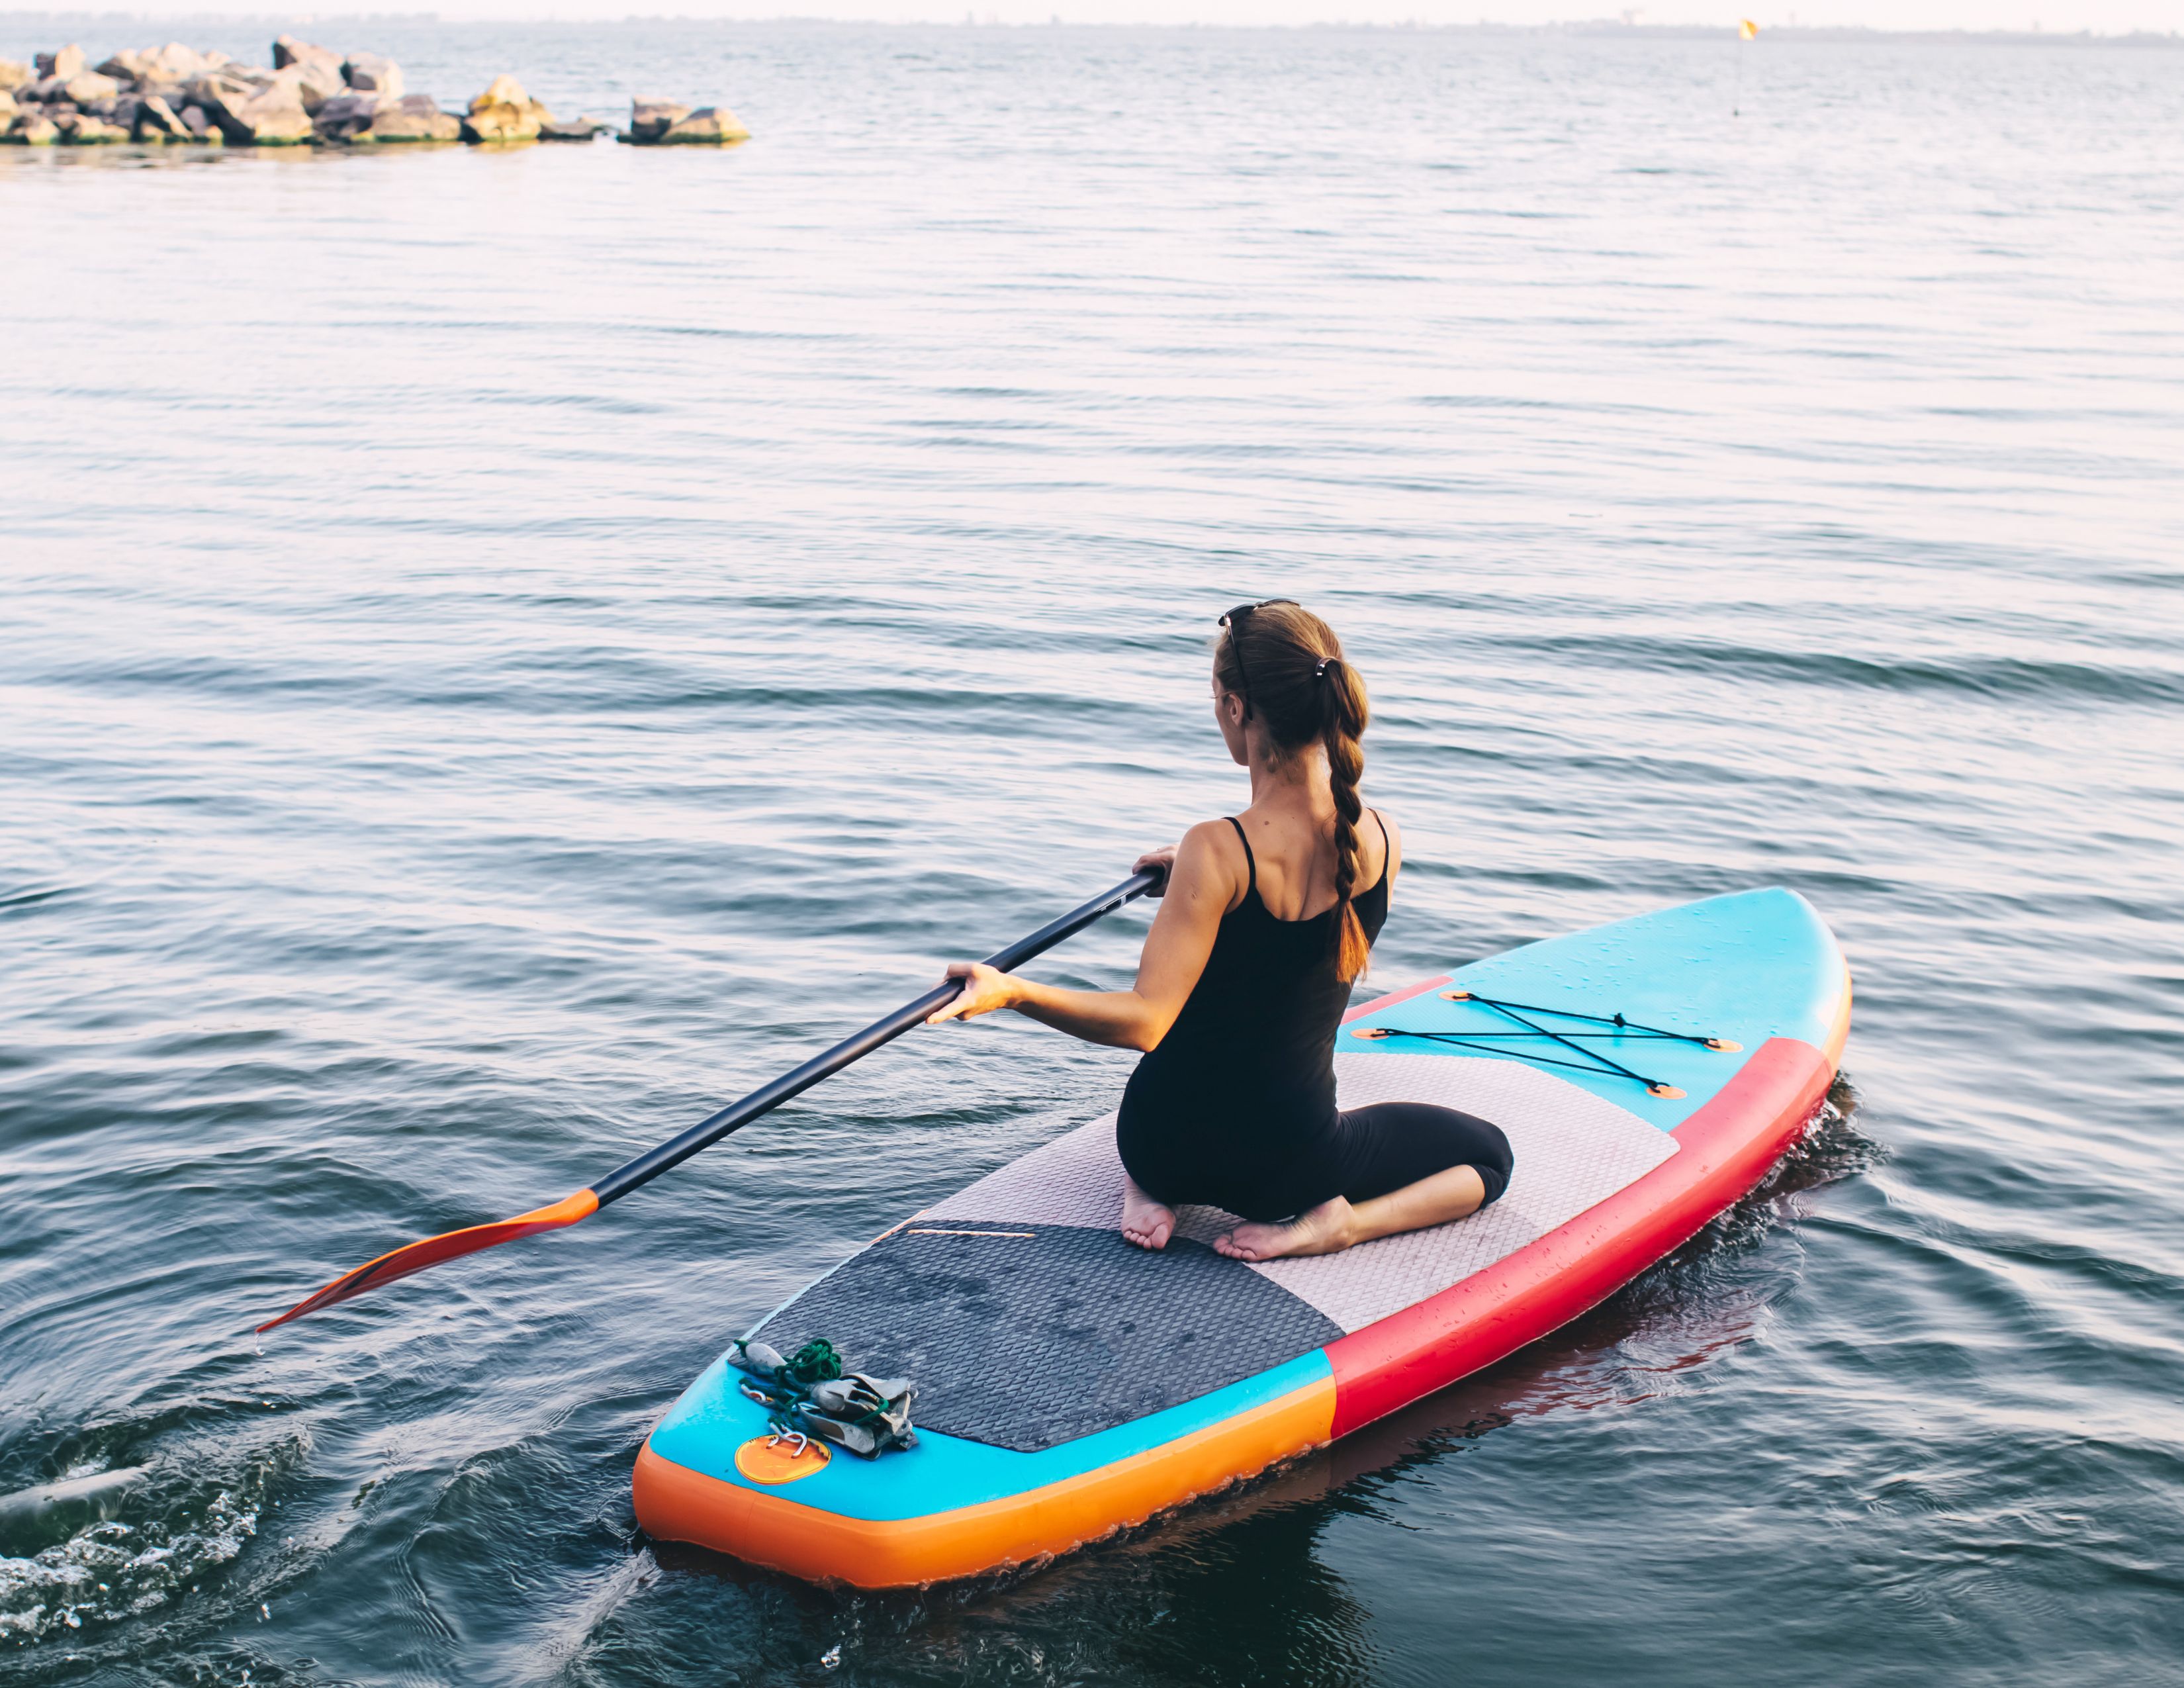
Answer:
[{"left": 1349, "top": 990, "right": 1741, "bottom": 1100}]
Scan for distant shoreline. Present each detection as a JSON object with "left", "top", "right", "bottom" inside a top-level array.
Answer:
[{"left": 0, "top": 15, "right": 2178, "bottom": 50}]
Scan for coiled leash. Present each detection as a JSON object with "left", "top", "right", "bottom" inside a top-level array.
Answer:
[
  {"left": 1352, "top": 989, "right": 1741, "bottom": 1100},
  {"left": 729, "top": 1338, "right": 918, "bottom": 1458}
]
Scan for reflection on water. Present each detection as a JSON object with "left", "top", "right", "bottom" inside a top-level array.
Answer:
[{"left": 5, "top": 19, "right": 2182, "bottom": 1688}]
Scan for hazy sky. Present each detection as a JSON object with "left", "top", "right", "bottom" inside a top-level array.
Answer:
[{"left": 41, "top": 2, "right": 2184, "bottom": 28}]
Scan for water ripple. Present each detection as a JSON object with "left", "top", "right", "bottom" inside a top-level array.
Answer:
[{"left": 3, "top": 19, "right": 2182, "bottom": 1688}]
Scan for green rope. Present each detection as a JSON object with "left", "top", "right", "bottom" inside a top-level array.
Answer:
[{"left": 784, "top": 1338, "right": 843, "bottom": 1386}]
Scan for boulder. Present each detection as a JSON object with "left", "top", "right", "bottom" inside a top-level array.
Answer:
[
  {"left": 178, "top": 104, "right": 224, "bottom": 142},
  {"left": 144, "top": 42, "right": 219, "bottom": 83},
  {"left": 1, "top": 58, "right": 34, "bottom": 90},
  {"left": 95, "top": 48, "right": 150, "bottom": 82},
  {"left": 23, "top": 76, "right": 69, "bottom": 103},
  {"left": 0, "top": 89, "right": 14, "bottom": 123},
  {"left": 462, "top": 73, "right": 545, "bottom": 144},
  {"left": 471, "top": 72, "right": 529, "bottom": 107},
  {"left": 234, "top": 85, "right": 312, "bottom": 144},
  {"left": 271, "top": 35, "right": 341, "bottom": 74},
  {"left": 185, "top": 68, "right": 245, "bottom": 101},
  {"left": 62, "top": 71, "right": 120, "bottom": 105},
  {"left": 341, "top": 54, "right": 403, "bottom": 100},
  {"left": 312, "top": 89, "right": 378, "bottom": 138},
  {"left": 275, "top": 58, "right": 346, "bottom": 115},
  {"left": 461, "top": 105, "right": 536, "bottom": 144},
  {"left": 193, "top": 72, "right": 313, "bottom": 145},
  {"left": 56, "top": 110, "right": 128, "bottom": 144},
  {"left": 3, "top": 112, "right": 59, "bottom": 144},
  {"left": 537, "top": 115, "right": 608, "bottom": 141},
  {"left": 136, "top": 94, "right": 191, "bottom": 140},
  {"left": 347, "top": 95, "right": 459, "bottom": 145},
  {"left": 186, "top": 67, "right": 273, "bottom": 109},
  {"left": 34, "top": 45, "right": 85, "bottom": 81},
  {"left": 624, "top": 98, "right": 688, "bottom": 143},
  {"left": 653, "top": 106, "right": 750, "bottom": 146}
]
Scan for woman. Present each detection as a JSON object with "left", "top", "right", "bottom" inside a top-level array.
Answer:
[{"left": 928, "top": 600, "right": 1512, "bottom": 1262}]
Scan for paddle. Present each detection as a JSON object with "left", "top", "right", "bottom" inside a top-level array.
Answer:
[{"left": 259, "top": 865, "right": 1166, "bottom": 1332}]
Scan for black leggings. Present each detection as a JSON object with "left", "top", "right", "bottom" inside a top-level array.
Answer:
[
  {"left": 1124, "top": 1100, "right": 1514, "bottom": 1225},
  {"left": 1320, "top": 1102, "right": 1514, "bottom": 1210}
]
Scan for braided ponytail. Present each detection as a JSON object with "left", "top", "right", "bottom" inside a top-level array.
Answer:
[
  {"left": 1211, "top": 602, "right": 1374, "bottom": 982},
  {"left": 1319, "top": 656, "right": 1371, "bottom": 982}
]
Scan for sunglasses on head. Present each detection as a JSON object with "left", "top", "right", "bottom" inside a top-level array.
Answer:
[{"left": 1217, "top": 599, "right": 1298, "bottom": 720}]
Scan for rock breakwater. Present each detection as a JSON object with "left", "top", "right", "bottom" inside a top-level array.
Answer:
[{"left": 0, "top": 36, "right": 747, "bottom": 150}]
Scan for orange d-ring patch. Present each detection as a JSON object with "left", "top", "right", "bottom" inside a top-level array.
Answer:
[{"left": 734, "top": 1435, "right": 831, "bottom": 1485}]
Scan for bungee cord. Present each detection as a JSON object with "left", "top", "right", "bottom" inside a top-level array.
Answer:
[{"left": 1349, "top": 988, "right": 1741, "bottom": 1100}]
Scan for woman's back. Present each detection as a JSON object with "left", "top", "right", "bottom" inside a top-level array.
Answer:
[
  {"left": 1230, "top": 800, "right": 1390, "bottom": 923},
  {"left": 1118, "top": 808, "right": 1391, "bottom": 1210}
]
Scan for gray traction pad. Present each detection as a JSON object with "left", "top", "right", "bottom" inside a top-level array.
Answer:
[
  {"left": 926, "top": 1052, "right": 1679, "bottom": 1335},
  {"left": 754, "top": 1223, "right": 1343, "bottom": 1454}
]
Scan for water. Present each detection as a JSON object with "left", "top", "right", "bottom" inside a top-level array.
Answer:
[{"left": 4, "top": 19, "right": 2182, "bottom": 1685}]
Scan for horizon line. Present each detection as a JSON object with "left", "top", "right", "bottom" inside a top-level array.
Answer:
[{"left": 2, "top": 11, "right": 2179, "bottom": 40}]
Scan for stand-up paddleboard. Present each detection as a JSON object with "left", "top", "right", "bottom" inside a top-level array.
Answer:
[{"left": 634, "top": 888, "right": 1851, "bottom": 1586}]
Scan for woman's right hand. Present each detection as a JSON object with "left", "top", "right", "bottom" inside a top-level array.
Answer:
[
  {"left": 925, "top": 961, "right": 1023, "bottom": 1026},
  {"left": 1134, "top": 844, "right": 1179, "bottom": 895}
]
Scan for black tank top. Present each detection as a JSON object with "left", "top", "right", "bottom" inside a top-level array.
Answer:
[{"left": 1116, "top": 812, "right": 1391, "bottom": 1195}]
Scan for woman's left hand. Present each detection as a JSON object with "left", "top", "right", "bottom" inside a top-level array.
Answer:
[{"left": 926, "top": 961, "right": 1023, "bottom": 1026}]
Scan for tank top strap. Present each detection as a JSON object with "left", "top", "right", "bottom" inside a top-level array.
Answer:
[{"left": 1223, "top": 816, "right": 1257, "bottom": 898}]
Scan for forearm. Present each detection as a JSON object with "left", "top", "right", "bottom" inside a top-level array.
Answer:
[
  {"left": 931, "top": 829, "right": 1224, "bottom": 1047},
  {"left": 1007, "top": 979, "right": 1163, "bottom": 1051}
]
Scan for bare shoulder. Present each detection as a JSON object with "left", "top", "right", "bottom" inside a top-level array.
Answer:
[
  {"left": 1174, "top": 818, "right": 1250, "bottom": 912},
  {"left": 1178, "top": 816, "right": 1246, "bottom": 872}
]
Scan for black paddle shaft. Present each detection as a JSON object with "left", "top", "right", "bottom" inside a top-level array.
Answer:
[{"left": 588, "top": 866, "right": 1166, "bottom": 1207}]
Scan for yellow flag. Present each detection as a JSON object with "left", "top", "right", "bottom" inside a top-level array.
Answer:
[{"left": 1739, "top": 18, "right": 1759, "bottom": 37}]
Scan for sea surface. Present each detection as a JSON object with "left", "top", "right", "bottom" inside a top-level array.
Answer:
[{"left": 3, "top": 20, "right": 2181, "bottom": 1686}]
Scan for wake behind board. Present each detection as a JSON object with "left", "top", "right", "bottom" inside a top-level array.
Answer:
[{"left": 635, "top": 888, "right": 1852, "bottom": 1586}]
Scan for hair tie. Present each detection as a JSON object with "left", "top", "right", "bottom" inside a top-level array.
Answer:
[{"left": 1314, "top": 657, "right": 1330, "bottom": 679}]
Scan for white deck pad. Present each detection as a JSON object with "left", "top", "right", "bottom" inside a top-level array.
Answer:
[{"left": 921, "top": 1052, "right": 1680, "bottom": 1336}]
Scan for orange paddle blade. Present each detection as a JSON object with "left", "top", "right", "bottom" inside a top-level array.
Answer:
[{"left": 257, "top": 1188, "right": 600, "bottom": 1332}]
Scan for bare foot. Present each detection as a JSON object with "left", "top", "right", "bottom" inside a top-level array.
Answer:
[
  {"left": 1119, "top": 1177, "right": 1175, "bottom": 1251},
  {"left": 1215, "top": 1197, "right": 1358, "bottom": 1262}
]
